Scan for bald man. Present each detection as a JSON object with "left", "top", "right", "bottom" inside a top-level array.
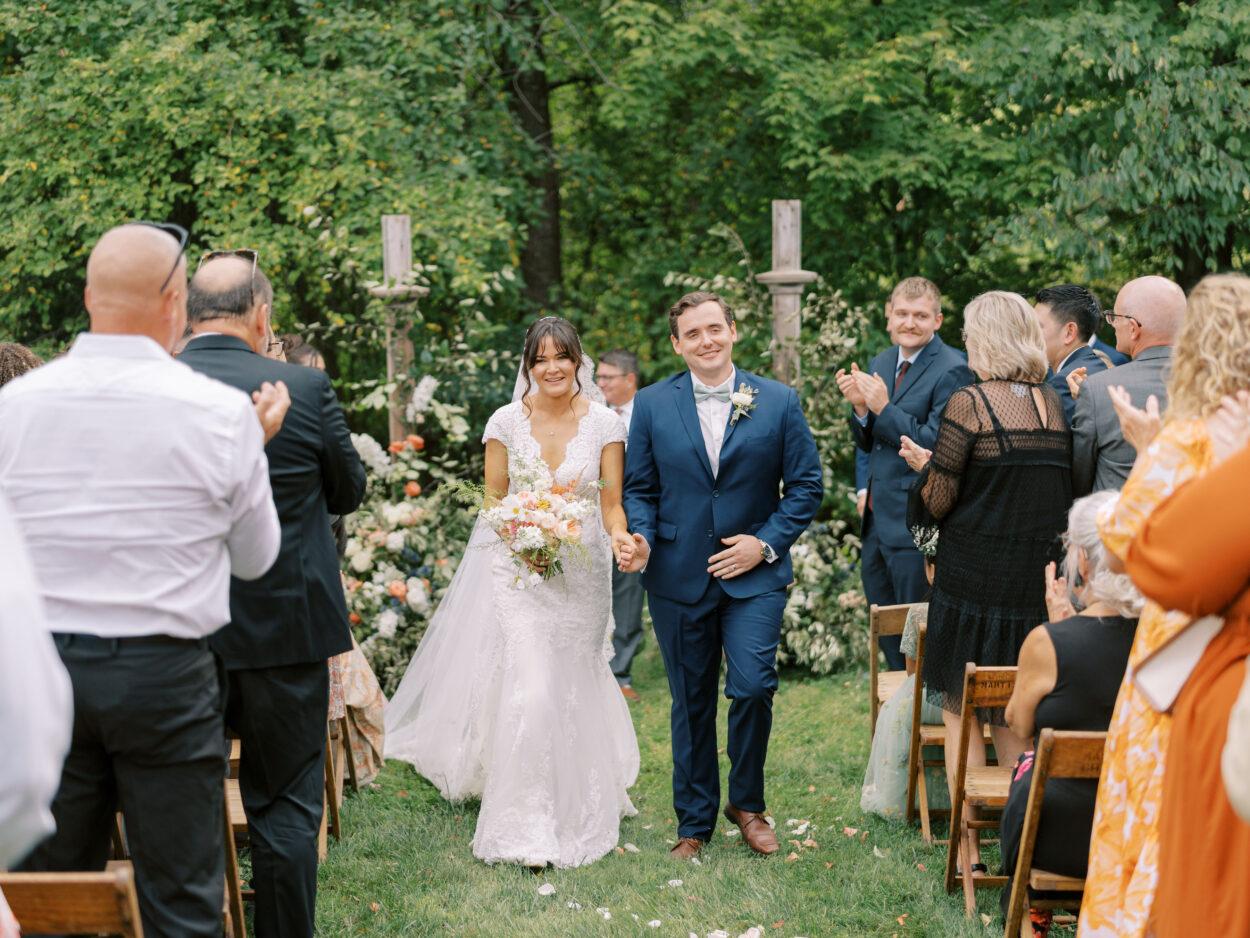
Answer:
[
  {"left": 180, "top": 253, "right": 365, "bottom": 938},
  {"left": 1071, "top": 275, "right": 1186, "bottom": 494},
  {"left": 0, "top": 223, "right": 285, "bottom": 936}
]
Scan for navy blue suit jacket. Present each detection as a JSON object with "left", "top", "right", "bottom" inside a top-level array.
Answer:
[
  {"left": 1047, "top": 344, "right": 1108, "bottom": 427},
  {"left": 623, "top": 368, "right": 823, "bottom": 605},
  {"left": 850, "top": 337, "right": 973, "bottom": 549}
]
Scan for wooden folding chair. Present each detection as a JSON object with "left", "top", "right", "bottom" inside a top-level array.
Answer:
[
  {"left": 944, "top": 662, "right": 1018, "bottom": 916},
  {"left": 904, "top": 623, "right": 948, "bottom": 843},
  {"left": 869, "top": 603, "right": 913, "bottom": 738},
  {"left": 0, "top": 864, "right": 144, "bottom": 937},
  {"left": 325, "top": 722, "right": 343, "bottom": 843},
  {"left": 339, "top": 715, "right": 360, "bottom": 794},
  {"left": 1002, "top": 729, "right": 1107, "bottom": 938}
]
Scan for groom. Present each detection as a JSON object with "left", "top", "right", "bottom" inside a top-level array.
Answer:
[{"left": 621, "top": 291, "right": 823, "bottom": 859}]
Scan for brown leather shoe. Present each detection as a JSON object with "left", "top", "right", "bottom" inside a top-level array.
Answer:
[
  {"left": 669, "top": 837, "right": 705, "bottom": 859},
  {"left": 723, "top": 804, "right": 779, "bottom": 856},
  {"left": 620, "top": 685, "right": 641, "bottom": 702}
]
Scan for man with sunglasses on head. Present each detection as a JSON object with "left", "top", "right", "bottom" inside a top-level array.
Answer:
[
  {"left": 1, "top": 223, "right": 288, "bottom": 937},
  {"left": 180, "top": 251, "right": 366, "bottom": 938},
  {"left": 1071, "top": 275, "right": 1186, "bottom": 496}
]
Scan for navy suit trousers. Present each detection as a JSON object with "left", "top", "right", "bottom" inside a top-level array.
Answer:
[
  {"left": 648, "top": 579, "right": 787, "bottom": 840},
  {"left": 860, "top": 510, "right": 929, "bottom": 670}
]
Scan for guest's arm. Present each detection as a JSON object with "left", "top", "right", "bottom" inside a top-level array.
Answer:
[
  {"left": 1125, "top": 442, "right": 1250, "bottom": 616},
  {"left": 1005, "top": 625, "right": 1058, "bottom": 741},
  {"left": 227, "top": 399, "right": 281, "bottom": 580},
  {"left": 871, "top": 362, "right": 974, "bottom": 450},
  {"left": 916, "top": 387, "right": 977, "bottom": 521},
  {"left": 755, "top": 387, "right": 824, "bottom": 557},
  {"left": 1070, "top": 386, "right": 1098, "bottom": 497},
  {"left": 316, "top": 371, "right": 368, "bottom": 516}
]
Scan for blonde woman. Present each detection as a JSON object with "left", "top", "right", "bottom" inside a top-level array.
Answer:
[
  {"left": 900, "top": 290, "right": 1072, "bottom": 875},
  {"left": 1080, "top": 273, "right": 1250, "bottom": 938}
]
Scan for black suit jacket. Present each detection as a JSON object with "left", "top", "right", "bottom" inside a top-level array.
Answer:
[{"left": 180, "top": 335, "right": 367, "bottom": 670}]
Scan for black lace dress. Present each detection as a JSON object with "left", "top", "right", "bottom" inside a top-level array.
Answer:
[{"left": 911, "top": 381, "right": 1072, "bottom": 723}]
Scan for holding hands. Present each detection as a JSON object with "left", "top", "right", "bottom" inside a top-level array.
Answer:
[
  {"left": 614, "top": 530, "right": 650, "bottom": 573},
  {"left": 898, "top": 435, "right": 932, "bottom": 472},
  {"left": 834, "top": 363, "right": 889, "bottom": 417},
  {"left": 1108, "top": 385, "right": 1161, "bottom": 452}
]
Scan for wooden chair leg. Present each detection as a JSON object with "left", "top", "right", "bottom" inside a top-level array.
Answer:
[
  {"left": 959, "top": 818, "right": 977, "bottom": 917},
  {"left": 918, "top": 765, "right": 934, "bottom": 845},
  {"left": 339, "top": 716, "right": 359, "bottom": 793},
  {"left": 222, "top": 788, "right": 247, "bottom": 938},
  {"left": 324, "top": 725, "right": 341, "bottom": 843},
  {"left": 112, "top": 814, "right": 128, "bottom": 860}
]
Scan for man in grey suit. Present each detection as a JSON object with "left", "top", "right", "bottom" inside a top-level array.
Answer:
[
  {"left": 1071, "top": 275, "right": 1186, "bottom": 495},
  {"left": 597, "top": 348, "right": 647, "bottom": 701}
]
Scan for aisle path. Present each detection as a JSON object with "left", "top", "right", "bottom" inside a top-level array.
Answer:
[{"left": 316, "top": 642, "right": 1003, "bottom": 936}]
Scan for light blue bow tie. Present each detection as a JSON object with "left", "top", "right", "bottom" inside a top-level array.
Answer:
[{"left": 693, "top": 384, "right": 732, "bottom": 404}]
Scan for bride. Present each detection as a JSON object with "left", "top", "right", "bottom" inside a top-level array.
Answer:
[{"left": 384, "top": 316, "right": 641, "bottom": 868}]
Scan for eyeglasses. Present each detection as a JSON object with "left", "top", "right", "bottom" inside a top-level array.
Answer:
[
  {"left": 132, "top": 221, "right": 189, "bottom": 294},
  {"left": 197, "top": 248, "right": 260, "bottom": 308},
  {"left": 1103, "top": 311, "right": 1141, "bottom": 327},
  {"left": 266, "top": 338, "right": 284, "bottom": 355},
  {"left": 596, "top": 371, "right": 627, "bottom": 383}
]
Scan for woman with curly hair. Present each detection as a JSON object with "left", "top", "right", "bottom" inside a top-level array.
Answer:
[
  {"left": 0, "top": 343, "right": 42, "bottom": 388},
  {"left": 1080, "top": 273, "right": 1250, "bottom": 937}
]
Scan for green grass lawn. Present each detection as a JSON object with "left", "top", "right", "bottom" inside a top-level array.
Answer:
[{"left": 315, "top": 641, "right": 1013, "bottom": 937}]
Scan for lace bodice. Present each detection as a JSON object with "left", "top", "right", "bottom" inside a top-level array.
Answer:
[{"left": 483, "top": 399, "right": 627, "bottom": 499}]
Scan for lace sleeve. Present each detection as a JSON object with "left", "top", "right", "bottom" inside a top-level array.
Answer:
[
  {"left": 600, "top": 405, "right": 628, "bottom": 448},
  {"left": 482, "top": 403, "right": 515, "bottom": 447},
  {"left": 918, "top": 388, "right": 980, "bottom": 521}
]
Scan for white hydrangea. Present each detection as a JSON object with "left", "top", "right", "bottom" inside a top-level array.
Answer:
[
  {"left": 405, "top": 375, "right": 440, "bottom": 422},
  {"left": 405, "top": 577, "right": 430, "bottom": 612},
  {"left": 349, "top": 549, "right": 373, "bottom": 573},
  {"left": 385, "top": 531, "right": 406, "bottom": 553},
  {"left": 344, "top": 537, "right": 363, "bottom": 559},
  {"left": 512, "top": 526, "right": 547, "bottom": 552},
  {"left": 375, "top": 608, "right": 400, "bottom": 639},
  {"left": 351, "top": 433, "right": 391, "bottom": 477}
]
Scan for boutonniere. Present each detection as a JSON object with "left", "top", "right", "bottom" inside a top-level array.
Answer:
[{"left": 730, "top": 383, "right": 758, "bottom": 424}]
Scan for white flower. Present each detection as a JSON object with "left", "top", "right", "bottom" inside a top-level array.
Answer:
[
  {"left": 405, "top": 375, "right": 440, "bottom": 422},
  {"left": 349, "top": 550, "right": 373, "bottom": 574},
  {"left": 375, "top": 608, "right": 400, "bottom": 639},
  {"left": 344, "top": 537, "right": 363, "bottom": 559},
  {"left": 537, "top": 883, "right": 555, "bottom": 897},
  {"left": 405, "top": 578, "right": 429, "bottom": 612},
  {"left": 350, "top": 433, "right": 391, "bottom": 476},
  {"left": 731, "top": 390, "right": 754, "bottom": 407},
  {"left": 384, "top": 531, "right": 406, "bottom": 553}
]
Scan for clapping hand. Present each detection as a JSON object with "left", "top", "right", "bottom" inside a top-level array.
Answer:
[
  {"left": 853, "top": 368, "right": 890, "bottom": 415},
  {"left": 1066, "top": 367, "right": 1088, "bottom": 401},
  {"left": 1206, "top": 390, "right": 1250, "bottom": 464},
  {"left": 899, "top": 435, "right": 932, "bottom": 472},
  {"left": 834, "top": 363, "right": 869, "bottom": 416},
  {"left": 1108, "top": 385, "right": 1161, "bottom": 452},
  {"left": 1044, "top": 561, "right": 1076, "bottom": 622},
  {"left": 252, "top": 380, "right": 291, "bottom": 443}
]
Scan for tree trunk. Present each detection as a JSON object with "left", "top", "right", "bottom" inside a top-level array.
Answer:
[
  {"left": 502, "top": 1, "right": 562, "bottom": 309},
  {"left": 1176, "top": 226, "right": 1234, "bottom": 291}
]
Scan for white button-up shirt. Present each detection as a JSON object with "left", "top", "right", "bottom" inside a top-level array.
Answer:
[
  {"left": 614, "top": 397, "right": 635, "bottom": 435},
  {"left": 0, "top": 333, "right": 280, "bottom": 640},
  {"left": 0, "top": 490, "right": 71, "bottom": 868},
  {"left": 693, "top": 370, "right": 735, "bottom": 477}
]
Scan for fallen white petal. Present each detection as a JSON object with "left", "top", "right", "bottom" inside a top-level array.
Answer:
[
  {"left": 648, "top": 921, "right": 662, "bottom": 928},
  {"left": 723, "top": 829, "right": 740, "bottom": 838},
  {"left": 785, "top": 818, "right": 801, "bottom": 827},
  {"left": 537, "top": 883, "right": 556, "bottom": 896},
  {"left": 764, "top": 817, "right": 775, "bottom": 829},
  {"left": 691, "top": 857, "right": 703, "bottom": 865},
  {"left": 872, "top": 845, "right": 890, "bottom": 859},
  {"left": 708, "top": 931, "right": 730, "bottom": 938},
  {"left": 794, "top": 821, "right": 811, "bottom": 836},
  {"left": 595, "top": 907, "right": 611, "bottom": 920},
  {"left": 667, "top": 879, "right": 683, "bottom": 888},
  {"left": 623, "top": 842, "right": 640, "bottom": 853},
  {"left": 566, "top": 901, "right": 581, "bottom": 910},
  {"left": 737, "top": 928, "right": 764, "bottom": 938}
]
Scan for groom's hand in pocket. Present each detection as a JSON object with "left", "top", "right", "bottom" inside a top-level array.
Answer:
[{"left": 708, "top": 534, "right": 763, "bottom": 579}]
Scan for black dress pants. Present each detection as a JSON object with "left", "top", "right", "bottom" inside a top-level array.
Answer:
[
  {"left": 19, "top": 634, "right": 226, "bottom": 938},
  {"left": 225, "top": 661, "right": 328, "bottom": 938}
]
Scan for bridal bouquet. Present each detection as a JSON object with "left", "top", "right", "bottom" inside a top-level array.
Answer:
[{"left": 479, "top": 481, "right": 599, "bottom": 588}]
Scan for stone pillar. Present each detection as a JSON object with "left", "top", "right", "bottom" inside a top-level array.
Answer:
[
  {"left": 367, "top": 215, "right": 429, "bottom": 442},
  {"left": 756, "top": 200, "right": 817, "bottom": 386}
]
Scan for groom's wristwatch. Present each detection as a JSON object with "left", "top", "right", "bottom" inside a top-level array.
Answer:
[{"left": 759, "top": 540, "right": 777, "bottom": 563}]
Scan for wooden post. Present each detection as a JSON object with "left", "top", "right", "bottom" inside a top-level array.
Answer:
[
  {"left": 756, "top": 200, "right": 817, "bottom": 386},
  {"left": 368, "top": 215, "right": 428, "bottom": 442}
]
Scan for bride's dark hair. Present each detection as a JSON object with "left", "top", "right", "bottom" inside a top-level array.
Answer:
[{"left": 520, "top": 316, "right": 584, "bottom": 416}]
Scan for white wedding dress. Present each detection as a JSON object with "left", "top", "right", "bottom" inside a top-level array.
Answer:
[{"left": 384, "top": 398, "right": 640, "bottom": 868}]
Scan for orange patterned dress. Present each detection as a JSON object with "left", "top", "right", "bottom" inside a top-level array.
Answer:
[{"left": 1077, "top": 418, "right": 1211, "bottom": 938}]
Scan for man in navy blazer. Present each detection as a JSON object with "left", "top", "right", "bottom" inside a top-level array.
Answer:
[
  {"left": 621, "top": 292, "right": 822, "bottom": 859},
  {"left": 836, "top": 278, "right": 972, "bottom": 670},
  {"left": 1033, "top": 284, "right": 1110, "bottom": 425},
  {"left": 179, "top": 255, "right": 365, "bottom": 938}
]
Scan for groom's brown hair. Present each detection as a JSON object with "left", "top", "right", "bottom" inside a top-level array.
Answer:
[{"left": 668, "top": 291, "right": 734, "bottom": 338}]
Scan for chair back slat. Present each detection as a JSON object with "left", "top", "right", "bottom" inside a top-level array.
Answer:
[
  {"left": 0, "top": 867, "right": 143, "bottom": 937},
  {"left": 965, "top": 665, "right": 1018, "bottom": 709},
  {"left": 1045, "top": 731, "right": 1107, "bottom": 778},
  {"left": 869, "top": 603, "right": 912, "bottom": 639}
]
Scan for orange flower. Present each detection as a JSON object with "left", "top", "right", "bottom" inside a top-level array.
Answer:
[
  {"left": 387, "top": 580, "right": 408, "bottom": 601},
  {"left": 404, "top": 481, "right": 422, "bottom": 498},
  {"left": 388, "top": 441, "right": 406, "bottom": 454},
  {"left": 406, "top": 434, "right": 425, "bottom": 451},
  {"left": 349, "top": 612, "right": 361, "bottom": 624}
]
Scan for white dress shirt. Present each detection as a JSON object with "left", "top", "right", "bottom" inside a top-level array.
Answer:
[
  {"left": 0, "top": 333, "right": 281, "bottom": 640},
  {"left": 693, "top": 370, "right": 735, "bottom": 477},
  {"left": 613, "top": 397, "right": 635, "bottom": 435},
  {"left": 0, "top": 490, "right": 71, "bottom": 869}
]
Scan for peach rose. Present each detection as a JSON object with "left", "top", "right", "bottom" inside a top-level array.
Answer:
[
  {"left": 388, "top": 441, "right": 406, "bottom": 454},
  {"left": 406, "top": 434, "right": 425, "bottom": 451},
  {"left": 404, "top": 481, "right": 422, "bottom": 498},
  {"left": 387, "top": 580, "right": 408, "bottom": 601},
  {"left": 348, "top": 612, "right": 361, "bottom": 624}
]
